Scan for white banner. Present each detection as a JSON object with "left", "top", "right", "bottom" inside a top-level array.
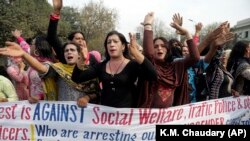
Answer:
[{"left": 0, "top": 96, "right": 250, "bottom": 141}]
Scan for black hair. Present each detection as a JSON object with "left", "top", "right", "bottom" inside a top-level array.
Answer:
[
  {"left": 62, "top": 42, "right": 81, "bottom": 53},
  {"left": 153, "top": 37, "right": 173, "bottom": 62},
  {"left": 67, "top": 31, "right": 85, "bottom": 41},
  {"left": 103, "top": 30, "right": 130, "bottom": 61},
  {"left": 34, "top": 34, "right": 55, "bottom": 60},
  {"left": 227, "top": 40, "right": 250, "bottom": 72},
  {"left": 168, "top": 38, "right": 180, "bottom": 47},
  {"left": 200, "top": 45, "right": 210, "bottom": 56},
  {"left": 0, "top": 66, "right": 11, "bottom": 80}
]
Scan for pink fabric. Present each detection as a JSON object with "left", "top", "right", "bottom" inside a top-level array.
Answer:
[
  {"left": 33, "top": 56, "right": 53, "bottom": 63},
  {"left": 193, "top": 35, "right": 199, "bottom": 47},
  {"left": 85, "top": 52, "right": 90, "bottom": 64},
  {"left": 17, "top": 37, "right": 30, "bottom": 54},
  {"left": 27, "top": 67, "right": 45, "bottom": 100},
  {"left": 90, "top": 50, "right": 101, "bottom": 62},
  {"left": 50, "top": 14, "right": 60, "bottom": 20},
  {"left": 7, "top": 65, "right": 29, "bottom": 100}
]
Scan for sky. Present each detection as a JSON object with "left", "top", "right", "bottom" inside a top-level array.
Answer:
[{"left": 47, "top": 0, "right": 250, "bottom": 36}]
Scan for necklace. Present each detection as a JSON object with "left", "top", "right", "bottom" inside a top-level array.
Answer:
[{"left": 109, "top": 58, "right": 125, "bottom": 77}]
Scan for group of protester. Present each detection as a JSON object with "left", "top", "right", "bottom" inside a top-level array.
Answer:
[{"left": 0, "top": 0, "right": 249, "bottom": 109}]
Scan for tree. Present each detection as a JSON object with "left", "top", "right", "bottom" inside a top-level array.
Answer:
[
  {"left": 78, "top": 0, "right": 118, "bottom": 54},
  {"left": 135, "top": 17, "right": 178, "bottom": 45},
  {"left": 0, "top": 0, "right": 118, "bottom": 56},
  {"left": 55, "top": 6, "right": 81, "bottom": 42},
  {"left": 0, "top": 0, "right": 16, "bottom": 46},
  {"left": 0, "top": 0, "right": 53, "bottom": 45}
]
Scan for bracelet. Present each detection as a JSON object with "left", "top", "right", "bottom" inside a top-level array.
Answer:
[{"left": 144, "top": 23, "right": 152, "bottom": 26}]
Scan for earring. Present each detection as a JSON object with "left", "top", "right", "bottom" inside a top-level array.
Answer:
[{"left": 34, "top": 50, "right": 39, "bottom": 56}]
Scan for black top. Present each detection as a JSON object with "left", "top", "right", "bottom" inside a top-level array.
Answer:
[
  {"left": 72, "top": 59, "right": 157, "bottom": 108},
  {"left": 47, "top": 18, "right": 98, "bottom": 65}
]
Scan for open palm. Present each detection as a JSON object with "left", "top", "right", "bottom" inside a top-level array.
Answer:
[{"left": 0, "top": 42, "right": 25, "bottom": 57}]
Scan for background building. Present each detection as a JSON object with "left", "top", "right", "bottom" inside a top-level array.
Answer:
[{"left": 233, "top": 18, "right": 250, "bottom": 41}]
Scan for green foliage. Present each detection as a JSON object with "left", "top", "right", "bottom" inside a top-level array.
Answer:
[
  {"left": 0, "top": 0, "right": 15, "bottom": 46},
  {"left": 0, "top": 0, "right": 52, "bottom": 45},
  {"left": 61, "top": 6, "right": 81, "bottom": 31},
  {"left": 0, "top": 0, "right": 118, "bottom": 56},
  {"left": 79, "top": 0, "right": 118, "bottom": 54}
]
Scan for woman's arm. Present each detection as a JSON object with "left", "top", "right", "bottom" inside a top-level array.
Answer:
[
  {"left": 204, "top": 32, "right": 234, "bottom": 63},
  {"left": 182, "top": 39, "right": 200, "bottom": 68},
  {"left": 128, "top": 33, "right": 144, "bottom": 64},
  {"left": 6, "top": 66, "right": 25, "bottom": 82},
  {"left": 142, "top": 12, "right": 154, "bottom": 60},
  {"left": 47, "top": 0, "right": 65, "bottom": 63},
  {"left": 170, "top": 13, "right": 200, "bottom": 67},
  {"left": 72, "top": 64, "right": 99, "bottom": 83},
  {"left": 12, "top": 29, "right": 30, "bottom": 53},
  {"left": 0, "top": 42, "right": 48, "bottom": 74},
  {"left": 193, "top": 22, "right": 203, "bottom": 46},
  {"left": 198, "top": 21, "right": 229, "bottom": 54},
  {"left": 138, "top": 58, "right": 157, "bottom": 81}
]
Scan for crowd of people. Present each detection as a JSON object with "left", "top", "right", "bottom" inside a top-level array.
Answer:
[{"left": 0, "top": 0, "right": 249, "bottom": 109}]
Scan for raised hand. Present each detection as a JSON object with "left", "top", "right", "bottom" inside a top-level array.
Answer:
[
  {"left": 195, "top": 22, "right": 203, "bottom": 33},
  {"left": 222, "top": 22, "right": 231, "bottom": 34},
  {"left": 172, "top": 13, "right": 182, "bottom": 26},
  {"left": 142, "top": 12, "right": 154, "bottom": 25},
  {"left": 206, "top": 21, "right": 232, "bottom": 44},
  {"left": 206, "top": 26, "right": 224, "bottom": 42},
  {"left": 128, "top": 32, "right": 144, "bottom": 63},
  {"left": 80, "top": 40, "right": 88, "bottom": 56},
  {"left": 0, "top": 42, "right": 25, "bottom": 57},
  {"left": 18, "top": 61, "right": 26, "bottom": 72},
  {"left": 80, "top": 40, "right": 89, "bottom": 64},
  {"left": 171, "top": 13, "right": 183, "bottom": 34},
  {"left": 76, "top": 40, "right": 89, "bottom": 69},
  {"left": 52, "top": 0, "right": 63, "bottom": 15},
  {"left": 11, "top": 29, "right": 22, "bottom": 38},
  {"left": 128, "top": 33, "right": 138, "bottom": 55},
  {"left": 214, "top": 32, "right": 235, "bottom": 47},
  {"left": 170, "top": 14, "right": 188, "bottom": 36}
]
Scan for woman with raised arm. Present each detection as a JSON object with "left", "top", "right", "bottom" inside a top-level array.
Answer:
[
  {"left": 10, "top": 29, "right": 57, "bottom": 102},
  {"left": 181, "top": 22, "right": 234, "bottom": 102},
  {"left": 6, "top": 29, "right": 29, "bottom": 100},
  {"left": 47, "top": 0, "right": 100, "bottom": 65},
  {"left": 0, "top": 42, "right": 100, "bottom": 107},
  {"left": 71, "top": 31, "right": 157, "bottom": 108},
  {"left": 138, "top": 12, "right": 200, "bottom": 108}
]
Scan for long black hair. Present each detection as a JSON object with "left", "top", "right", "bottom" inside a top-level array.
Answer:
[
  {"left": 67, "top": 31, "right": 85, "bottom": 41},
  {"left": 227, "top": 40, "right": 250, "bottom": 72},
  {"left": 34, "top": 34, "right": 55, "bottom": 61},
  {"left": 103, "top": 30, "right": 130, "bottom": 61}
]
